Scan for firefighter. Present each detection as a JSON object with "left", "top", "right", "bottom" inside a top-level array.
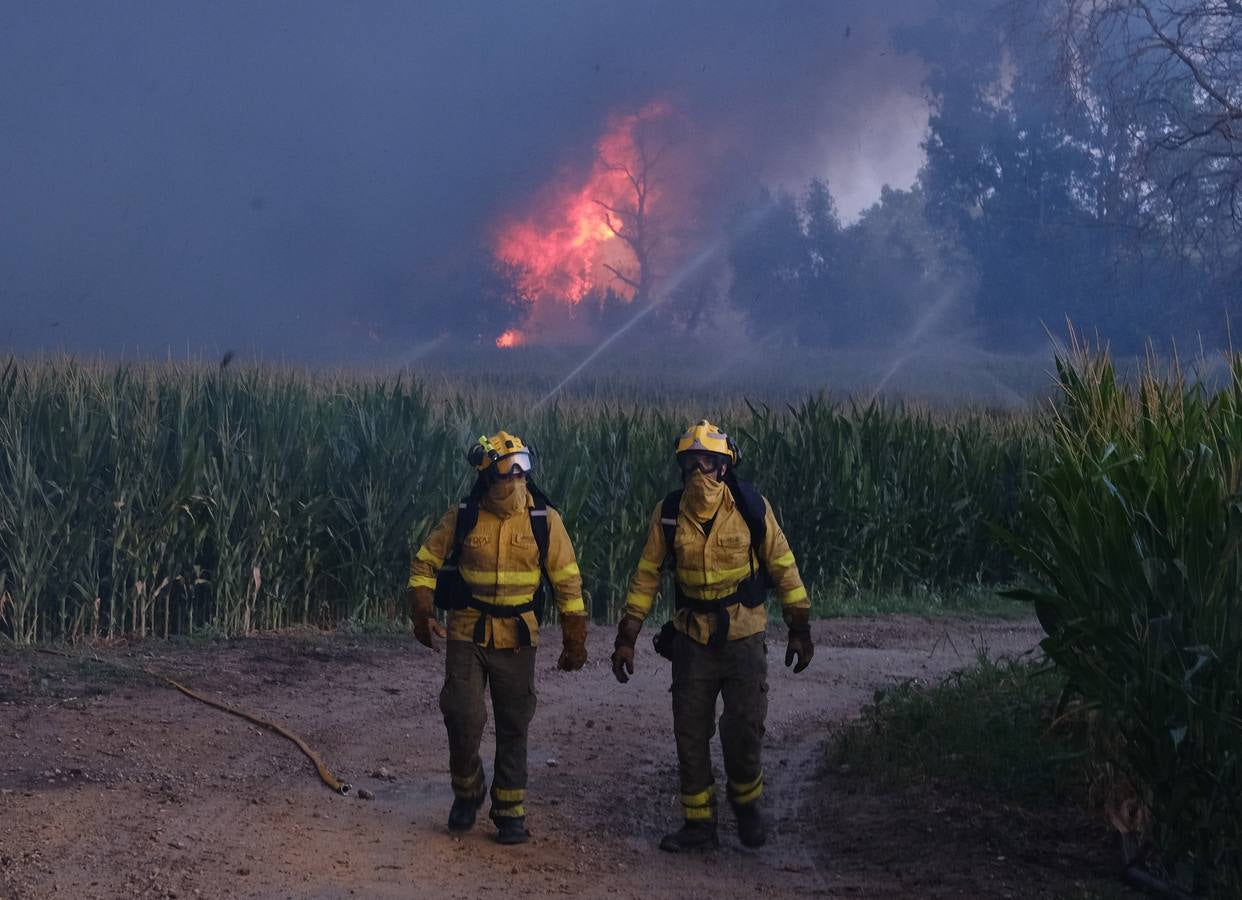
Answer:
[
  {"left": 408, "top": 431, "right": 588, "bottom": 845},
  {"left": 611, "top": 420, "right": 813, "bottom": 851}
]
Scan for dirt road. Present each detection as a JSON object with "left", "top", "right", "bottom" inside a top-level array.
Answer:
[{"left": 1, "top": 616, "right": 1043, "bottom": 899}]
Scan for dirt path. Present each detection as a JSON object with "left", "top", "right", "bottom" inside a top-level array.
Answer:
[{"left": 1, "top": 616, "right": 1043, "bottom": 899}]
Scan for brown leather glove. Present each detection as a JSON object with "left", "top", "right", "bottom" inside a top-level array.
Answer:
[
  {"left": 611, "top": 616, "right": 643, "bottom": 684},
  {"left": 410, "top": 588, "right": 446, "bottom": 650},
  {"left": 557, "top": 614, "right": 589, "bottom": 671},
  {"left": 784, "top": 606, "right": 814, "bottom": 673}
]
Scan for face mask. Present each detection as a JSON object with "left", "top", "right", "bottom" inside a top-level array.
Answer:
[
  {"left": 682, "top": 470, "right": 725, "bottom": 522},
  {"left": 485, "top": 478, "right": 528, "bottom": 517}
]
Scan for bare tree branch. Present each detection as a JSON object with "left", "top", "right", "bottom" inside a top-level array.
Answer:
[
  {"left": 1134, "top": 0, "right": 1241, "bottom": 119},
  {"left": 1052, "top": 0, "right": 1242, "bottom": 245},
  {"left": 592, "top": 127, "right": 669, "bottom": 301},
  {"left": 601, "top": 264, "right": 639, "bottom": 291}
]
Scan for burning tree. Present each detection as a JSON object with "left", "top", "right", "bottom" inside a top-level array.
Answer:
[
  {"left": 594, "top": 115, "right": 668, "bottom": 307},
  {"left": 492, "top": 102, "right": 673, "bottom": 344}
]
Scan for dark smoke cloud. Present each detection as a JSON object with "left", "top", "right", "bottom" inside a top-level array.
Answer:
[{"left": 1, "top": 0, "right": 935, "bottom": 360}]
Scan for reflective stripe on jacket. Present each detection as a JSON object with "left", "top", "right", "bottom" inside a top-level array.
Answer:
[
  {"left": 623, "top": 487, "right": 807, "bottom": 644},
  {"left": 410, "top": 496, "right": 584, "bottom": 647}
]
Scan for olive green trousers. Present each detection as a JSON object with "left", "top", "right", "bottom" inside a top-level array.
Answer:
[
  {"left": 439, "top": 640, "right": 537, "bottom": 819},
  {"left": 670, "top": 631, "right": 768, "bottom": 823}
]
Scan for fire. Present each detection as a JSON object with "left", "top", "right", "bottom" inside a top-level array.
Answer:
[
  {"left": 495, "top": 329, "right": 522, "bottom": 348},
  {"left": 493, "top": 101, "right": 671, "bottom": 338}
]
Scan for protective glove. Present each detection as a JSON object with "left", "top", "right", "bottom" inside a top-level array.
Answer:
[
  {"left": 557, "top": 614, "right": 589, "bottom": 671},
  {"left": 784, "top": 606, "right": 814, "bottom": 673},
  {"left": 410, "top": 587, "right": 446, "bottom": 650},
  {"left": 611, "top": 615, "right": 643, "bottom": 684}
]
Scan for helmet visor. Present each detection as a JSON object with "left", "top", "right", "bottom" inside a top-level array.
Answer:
[{"left": 494, "top": 450, "right": 532, "bottom": 476}]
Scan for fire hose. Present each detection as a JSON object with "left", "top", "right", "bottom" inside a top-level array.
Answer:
[{"left": 35, "top": 648, "right": 351, "bottom": 796}]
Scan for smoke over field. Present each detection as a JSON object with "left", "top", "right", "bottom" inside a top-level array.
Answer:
[{"left": 1, "top": 2, "right": 935, "bottom": 363}]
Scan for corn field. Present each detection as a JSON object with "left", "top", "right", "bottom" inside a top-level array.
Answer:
[
  {"left": 4, "top": 351, "right": 1238, "bottom": 887},
  {"left": 1003, "top": 346, "right": 1242, "bottom": 894},
  {"left": 0, "top": 356, "right": 1042, "bottom": 644}
]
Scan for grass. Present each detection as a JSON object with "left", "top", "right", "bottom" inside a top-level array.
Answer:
[
  {"left": 832, "top": 655, "right": 1080, "bottom": 802},
  {"left": 825, "top": 655, "right": 1143, "bottom": 900},
  {"left": 812, "top": 585, "right": 1032, "bottom": 619}
]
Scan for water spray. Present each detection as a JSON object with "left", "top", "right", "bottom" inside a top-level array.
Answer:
[
  {"left": 378, "top": 332, "right": 451, "bottom": 372},
  {"left": 867, "top": 288, "right": 961, "bottom": 403},
  {"left": 533, "top": 202, "right": 775, "bottom": 409}
]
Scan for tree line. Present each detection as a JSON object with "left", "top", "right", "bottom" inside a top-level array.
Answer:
[{"left": 445, "top": 0, "right": 1240, "bottom": 354}]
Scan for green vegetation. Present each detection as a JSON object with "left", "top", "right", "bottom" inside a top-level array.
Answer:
[
  {"left": 1002, "top": 345, "right": 1241, "bottom": 895},
  {"left": 822, "top": 340, "right": 1240, "bottom": 893},
  {"left": 0, "top": 355, "right": 1044, "bottom": 643},
  {"left": 810, "top": 584, "right": 1029, "bottom": 619},
  {"left": 833, "top": 655, "right": 1076, "bottom": 802},
  {"left": 3, "top": 348, "right": 1238, "bottom": 891}
]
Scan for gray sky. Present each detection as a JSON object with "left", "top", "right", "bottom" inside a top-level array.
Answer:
[{"left": 1, "top": 1, "right": 932, "bottom": 360}]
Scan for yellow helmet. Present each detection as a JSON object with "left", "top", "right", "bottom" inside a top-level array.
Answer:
[
  {"left": 674, "top": 420, "right": 738, "bottom": 464},
  {"left": 467, "top": 430, "right": 534, "bottom": 475}
]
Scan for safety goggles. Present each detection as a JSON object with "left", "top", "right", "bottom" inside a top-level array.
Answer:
[
  {"left": 678, "top": 451, "right": 724, "bottom": 475},
  {"left": 494, "top": 450, "right": 532, "bottom": 477}
]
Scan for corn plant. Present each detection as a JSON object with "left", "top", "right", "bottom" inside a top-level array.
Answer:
[
  {"left": 0, "top": 355, "right": 1045, "bottom": 642},
  {"left": 1002, "top": 346, "right": 1242, "bottom": 894}
]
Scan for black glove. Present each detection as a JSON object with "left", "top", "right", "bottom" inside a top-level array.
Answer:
[
  {"left": 558, "top": 614, "right": 589, "bottom": 671},
  {"left": 611, "top": 616, "right": 642, "bottom": 684},
  {"left": 410, "top": 588, "right": 446, "bottom": 650},
  {"left": 784, "top": 606, "right": 813, "bottom": 673}
]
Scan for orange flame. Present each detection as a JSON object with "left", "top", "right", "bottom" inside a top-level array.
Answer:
[
  {"left": 495, "top": 329, "right": 522, "bottom": 348},
  {"left": 494, "top": 101, "right": 671, "bottom": 319}
]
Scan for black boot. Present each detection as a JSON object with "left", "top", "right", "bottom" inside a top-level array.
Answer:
[
  {"left": 447, "top": 792, "right": 485, "bottom": 832},
  {"left": 659, "top": 820, "right": 719, "bottom": 852},
  {"left": 494, "top": 815, "right": 530, "bottom": 845},
  {"left": 733, "top": 802, "right": 767, "bottom": 848}
]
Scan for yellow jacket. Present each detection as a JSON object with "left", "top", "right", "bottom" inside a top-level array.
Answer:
[
  {"left": 623, "top": 488, "right": 808, "bottom": 644},
  {"left": 409, "top": 493, "right": 585, "bottom": 648}
]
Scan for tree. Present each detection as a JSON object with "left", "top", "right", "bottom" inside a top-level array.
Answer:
[
  {"left": 405, "top": 246, "right": 528, "bottom": 343},
  {"left": 836, "top": 185, "right": 977, "bottom": 347},
  {"left": 899, "top": 0, "right": 1216, "bottom": 350},
  {"left": 727, "top": 188, "right": 814, "bottom": 343},
  {"left": 1052, "top": 0, "right": 1242, "bottom": 309},
  {"left": 908, "top": 4, "right": 1108, "bottom": 345},
  {"left": 1057, "top": 1, "right": 1241, "bottom": 225},
  {"left": 594, "top": 124, "right": 667, "bottom": 308}
]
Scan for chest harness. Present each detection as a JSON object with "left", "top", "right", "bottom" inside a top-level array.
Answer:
[
  {"left": 659, "top": 476, "right": 774, "bottom": 648},
  {"left": 434, "top": 483, "right": 552, "bottom": 647}
]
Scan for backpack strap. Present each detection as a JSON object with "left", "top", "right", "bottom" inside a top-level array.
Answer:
[
  {"left": 727, "top": 475, "right": 776, "bottom": 589},
  {"left": 446, "top": 496, "right": 481, "bottom": 566},
  {"left": 528, "top": 495, "right": 551, "bottom": 568},
  {"left": 528, "top": 496, "right": 550, "bottom": 631},
  {"left": 725, "top": 476, "right": 767, "bottom": 549},
  {"left": 660, "top": 490, "right": 683, "bottom": 564},
  {"left": 470, "top": 597, "right": 538, "bottom": 646},
  {"left": 662, "top": 481, "right": 766, "bottom": 558},
  {"left": 434, "top": 495, "right": 480, "bottom": 614}
]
